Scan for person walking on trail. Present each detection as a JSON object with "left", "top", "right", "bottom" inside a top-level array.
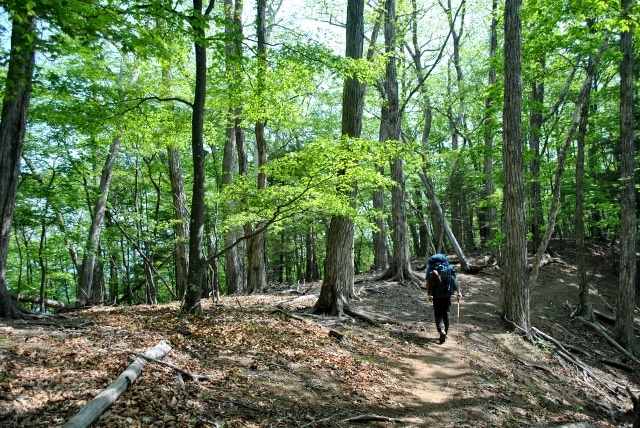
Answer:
[{"left": 425, "top": 254, "right": 461, "bottom": 344}]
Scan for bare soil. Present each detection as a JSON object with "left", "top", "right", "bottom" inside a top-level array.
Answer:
[{"left": 1, "top": 240, "right": 638, "bottom": 427}]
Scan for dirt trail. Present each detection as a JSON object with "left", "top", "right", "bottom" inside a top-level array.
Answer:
[{"left": 1, "top": 243, "right": 637, "bottom": 427}]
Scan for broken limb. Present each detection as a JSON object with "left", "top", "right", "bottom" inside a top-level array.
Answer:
[
  {"left": 63, "top": 340, "right": 171, "bottom": 428},
  {"left": 341, "top": 413, "right": 399, "bottom": 423},
  {"left": 131, "top": 352, "right": 214, "bottom": 382},
  {"left": 531, "top": 327, "right": 618, "bottom": 396}
]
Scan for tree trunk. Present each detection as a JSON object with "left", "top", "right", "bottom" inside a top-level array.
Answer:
[
  {"left": 499, "top": 0, "right": 530, "bottom": 334},
  {"left": 0, "top": 8, "right": 36, "bottom": 319},
  {"left": 372, "top": 167, "right": 389, "bottom": 270},
  {"left": 305, "top": 227, "right": 320, "bottom": 281},
  {"left": 373, "top": 0, "right": 421, "bottom": 288},
  {"left": 22, "top": 156, "right": 81, "bottom": 272},
  {"left": 222, "top": 0, "right": 246, "bottom": 295},
  {"left": 313, "top": 216, "right": 355, "bottom": 315},
  {"left": 182, "top": 0, "right": 212, "bottom": 315},
  {"left": 247, "top": 0, "right": 269, "bottom": 294},
  {"left": 615, "top": 0, "right": 635, "bottom": 351},
  {"left": 479, "top": 0, "right": 498, "bottom": 251},
  {"left": 78, "top": 59, "right": 140, "bottom": 307},
  {"left": 527, "top": 37, "right": 609, "bottom": 289},
  {"left": 77, "top": 134, "right": 121, "bottom": 307},
  {"left": 167, "top": 148, "right": 189, "bottom": 301},
  {"left": 575, "top": 69, "right": 592, "bottom": 321},
  {"left": 528, "top": 74, "right": 544, "bottom": 251},
  {"left": 311, "top": 0, "right": 364, "bottom": 317}
]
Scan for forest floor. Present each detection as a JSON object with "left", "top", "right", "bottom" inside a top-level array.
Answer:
[{"left": 1, "top": 240, "right": 640, "bottom": 427}]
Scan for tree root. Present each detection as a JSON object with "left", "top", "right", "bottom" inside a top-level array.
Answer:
[{"left": 371, "top": 265, "right": 424, "bottom": 290}]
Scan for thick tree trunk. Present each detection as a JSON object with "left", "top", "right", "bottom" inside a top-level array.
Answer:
[
  {"left": 311, "top": 0, "right": 364, "bottom": 317},
  {"left": 373, "top": 0, "right": 421, "bottom": 288},
  {"left": 313, "top": 216, "right": 355, "bottom": 315},
  {"left": 0, "top": 10, "right": 37, "bottom": 318},
  {"left": 615, "top": 0, "right": 635, "bottom": 351},
  {"left": 499, "top": 0, "right": 530, "bottom": 334}
]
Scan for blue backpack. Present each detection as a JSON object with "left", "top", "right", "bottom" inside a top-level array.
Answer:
[{"left": 426, "top": 254, "right": 457, "bottom": 298}]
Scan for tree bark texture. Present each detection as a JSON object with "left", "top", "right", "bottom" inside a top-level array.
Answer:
[
  {"left": 312, "top": 0, "right": 364, "bottom": 316},
  {"left": 575, "top": 75, "right": 592, "bottom": 320},
  {"left": 305, "top": 228, "right": 320, "bottom": 281},
  {"left": 167, "top": 148, "right": 189, "bottom": 301},
  {"left": 615, "top": 0, "right": 635, "bottom": 351},
  {"left": 182, "top": 0, "right": 209, "bottom": 315},
  {"left": 499, "top": 0, "right": 530, "bottom": 333},
  {"left": 247, "top": 0, "right": 269, "bottom": 294},
  {"left": 528, "top": 75, "right": 544, "bottom": 251},
  {"left": 372, "top": 168, "right": 389, "bottom": 270},
  {"left": 0, "top": 9, "right": 36, "bottom": 318},
  {"left": 314, "top": 216, "right": 355, "bottom": 315},
  {"left": 479, "top": 0, "right": 497, "bottom": 249}
]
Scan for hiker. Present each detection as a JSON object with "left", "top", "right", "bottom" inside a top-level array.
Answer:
[{"left": 425, "top": 254, "right": 461, "bottom": 344}]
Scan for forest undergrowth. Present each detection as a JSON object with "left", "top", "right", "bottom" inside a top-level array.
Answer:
[{"left": 1, "top": 240, "right": 639, "bottom": 427}]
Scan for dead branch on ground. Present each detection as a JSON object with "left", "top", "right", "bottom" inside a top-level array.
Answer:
[
  {"left": 131, "top": 352, "right": 215, "bottom": 382},
  {"left": 341, "top": 413, "right": 399, "bottom": 423},
  {"left": 575, "top": 317, "right": 640, "bottom": 365},
  {"left": 531, "top": 327, "right": 619, "bottom": 397},
  {"left": 63, "top": 340, "right": 171, "bottom": 428}
]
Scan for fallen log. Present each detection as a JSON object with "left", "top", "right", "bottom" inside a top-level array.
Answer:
[
  {"left": 63, "top": 340, "right": 171, "bottom": 428},
  {"left": 10, "top": 292, "right": 73, "bottom": 310}
]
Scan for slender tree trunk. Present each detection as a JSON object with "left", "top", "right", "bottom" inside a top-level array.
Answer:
[
  {"left": 479, "top": 0, "right": 498, "bottom": 250},
  {"left": 182, "top": 0, "right": 213, "bottom": 315},
  {"left": 527, "top": 37, "right": 609, "bottom": 288},
  {"left": 576, "top": 71, "right": 593, "bottom": 321},
  {"left": 247, "top": 0, "right": 269, "bottom": 294},
  {"left": 305, "top": 227, "right": 320, "bottom": 281},
  {"left": 529, "top": 74, "right": 544, "bottom": 251},
  {"left": 615, "top": 0, "right": 635, "bottom": 351},
  {"left": 167, "top": 148, "right": 189, "bottom": 301},
  {"left": 38, "top": 206, "right": 48, "bottom": 311},
  {"left": 22, "top": 156, "right": 81, "bottom": 272},
  {"left": 372, "top": 167, "right": 389, "bottom": 270},
  {"left": 78, "top": 59, "right": 140, "bottom": 307},
  {"left": 499, "top": 0, "right": 529, "bottom": 334},
  {"left": 77, "top": 134, "right": 121, "bottom": 306},
  {"left": 222, "top": 0, "right": 246, "bottom": 295}
]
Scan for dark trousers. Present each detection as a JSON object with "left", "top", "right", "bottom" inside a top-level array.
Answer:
[{"left": 433, "top": 296, "right": 452, "bottom": 334}]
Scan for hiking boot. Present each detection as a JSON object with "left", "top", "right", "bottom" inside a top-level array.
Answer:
[{"left": 439, "top": 331, "right": 447, "bottom": 344}]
